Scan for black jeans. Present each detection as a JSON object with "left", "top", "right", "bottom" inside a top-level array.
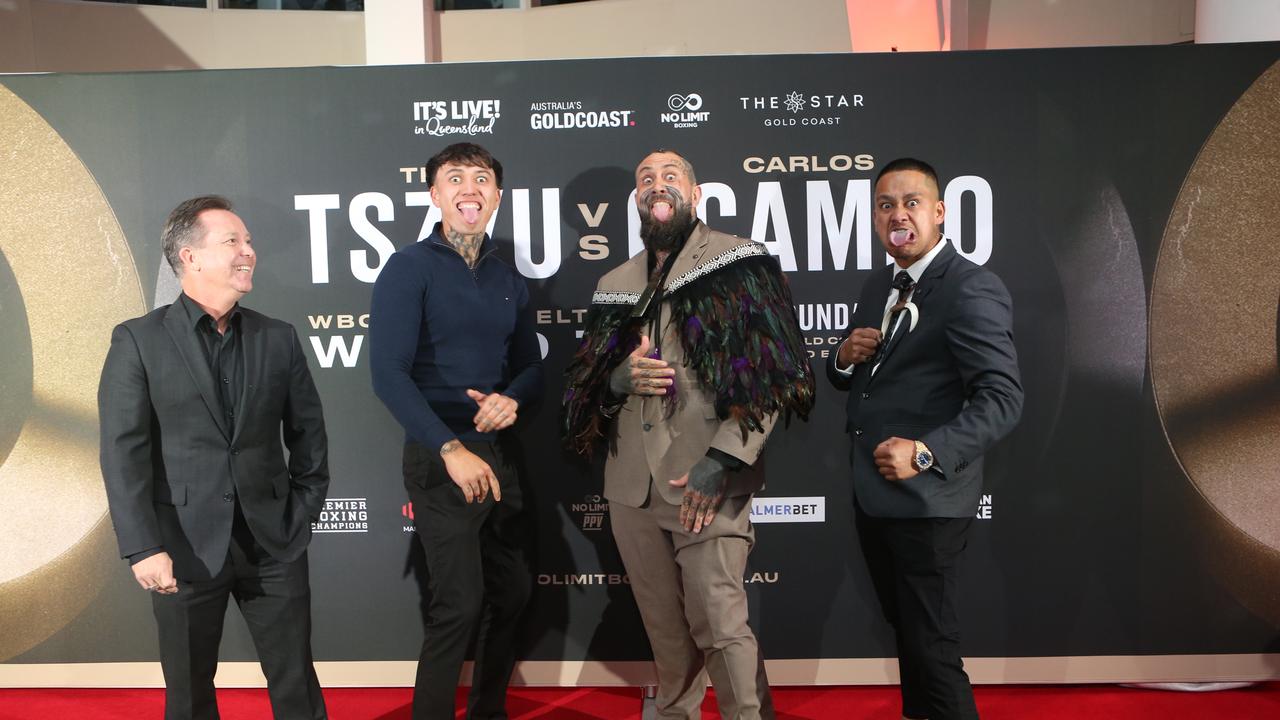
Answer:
[
  {"left": 403, "top": 439, "right": 532, "bottom": 720},
  {"left": 855, "top": 501, "right": 978, "bottom": 720}
]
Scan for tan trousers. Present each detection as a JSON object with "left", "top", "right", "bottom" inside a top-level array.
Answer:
[{"left": 610, "top": 479, "right": 774, "bottom": 720}]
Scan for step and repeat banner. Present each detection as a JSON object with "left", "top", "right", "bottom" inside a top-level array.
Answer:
[{"left": 2, "top": 43, "right": 1278, "bottom": 679}]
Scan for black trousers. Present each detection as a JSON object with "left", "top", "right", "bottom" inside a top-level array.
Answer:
[
  {"left": 855, "top": 501, "right": 978, "bottom": 720},
  {"left": 404, "top": 439, "right": 532, "bottom": 720},
  {"left": 152, "top": 505, "right": 326, "bottom": 720}
]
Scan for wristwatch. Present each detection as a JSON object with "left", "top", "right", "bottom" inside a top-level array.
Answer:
[{"left": 912, "top": 440, "right": 934, "bottom": 472}]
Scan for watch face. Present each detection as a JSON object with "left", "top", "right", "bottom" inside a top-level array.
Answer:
[{"left": 916, "top": 451, "right": 932, "bottom": 468}]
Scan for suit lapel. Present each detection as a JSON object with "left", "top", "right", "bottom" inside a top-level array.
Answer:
[
  {"left": 617, "top": 252, "right": 651, "bottom": 293},
  {"left": 163, "top": 302, "right": 231, "bottom": 441},
  {"left": 910, "top": 240, "right": 955, "bottom": 303},
  {"left": 643, "top": 223, "right": 709, "bottom": 364},
  {"left": 661, "top": 222, "right": 712, "bottom": 292},
  {"left": 867, "top": 241, "right": 957, "bottom": 382},
  {"left": 862, "top": 266, "right": 895, "bottom": 389},
  {"left": 233, "top": 310, "right": 263, "bottom": 444}
]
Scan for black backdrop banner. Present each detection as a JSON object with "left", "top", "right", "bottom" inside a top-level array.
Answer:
[{"left": 2, "top": 42, "right": 1278, "bottom": 669}]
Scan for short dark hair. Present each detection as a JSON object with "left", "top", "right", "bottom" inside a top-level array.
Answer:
[
  {"left": 426, "top": 143, "right": 503, "bottom": 189},
  {"left": 875, "top": 157, "right": 940, "bottom": 196},
  {"left": 641, "top": 148, "right": 697, "bottom": 185},
  {"left": 162, "top": 195, "right": 233, "bottom": 276}
]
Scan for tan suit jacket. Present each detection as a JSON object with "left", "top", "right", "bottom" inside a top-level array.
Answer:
[{"left": 597, "top": 225, "right": 776, "bottom": 509}]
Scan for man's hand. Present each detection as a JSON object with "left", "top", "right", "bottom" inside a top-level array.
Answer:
[
  {"left": 609, "top": 335, "right": 674, "bottom": 396},
  {"left": 874, "top": 437, "right": 918, "bottom": 481},
  {"left": 467, "top": 389, "right": 518, "bottom": 433},
  {"left": 440, "top": 440, "right": 501, "bottom": 503},
  {"left": 669, "top": 455, "right": 729, "bottom": 533},
  {"left": 132, "top": 552, "right": 179, "bottom": 595},
  {"left": 837, "top": 327, "right": 883, "bottom": 368}
]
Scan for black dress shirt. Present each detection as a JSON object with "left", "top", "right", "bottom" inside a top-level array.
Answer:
[
  {"left": 128, "top": 294, "right": 244, "bottom": 566},
  {"left": 179, "top": 293, "right": 245, "bottom": 436}
]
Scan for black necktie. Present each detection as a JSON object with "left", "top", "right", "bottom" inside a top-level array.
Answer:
[{"left": 871, "top": 271, "right": 915, "bottom": 368}]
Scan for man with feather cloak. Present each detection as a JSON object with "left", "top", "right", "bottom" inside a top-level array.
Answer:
[{"left": 564, "top": 149, "right": 814, "bottom": 720}]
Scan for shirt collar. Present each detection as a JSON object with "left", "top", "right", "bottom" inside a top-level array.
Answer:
[
  {"left": 898, "top": 236, "right": 948, "bottom": 285},
  {"left": 178, "top": 292, "right": 241, "bottom": 332},
  {"left": 428, "top": 222, "right": 495, "bottom": 257}
]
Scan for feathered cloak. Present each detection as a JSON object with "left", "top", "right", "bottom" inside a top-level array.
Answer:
[{"left": 563, "top": 241, "right": 815, "bottom": 455}]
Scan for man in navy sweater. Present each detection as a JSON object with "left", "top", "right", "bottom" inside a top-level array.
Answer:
[{"left": 370, "top": 143, "right": 543, "bottom": 720}]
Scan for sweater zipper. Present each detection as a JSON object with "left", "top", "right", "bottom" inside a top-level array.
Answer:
[{"left": 433, "top": 239, "right": 496, "bottom": 282}]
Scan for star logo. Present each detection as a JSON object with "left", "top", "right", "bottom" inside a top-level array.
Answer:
[{"left": 784, "top": 91, "right": 806, "bottom": 114}]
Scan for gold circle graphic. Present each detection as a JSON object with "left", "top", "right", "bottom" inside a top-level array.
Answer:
[
  {"left": 0, "top": 85, "right": 147, "bottom": 659},
  {"left": 1150, "top": 60, "right": 1280, "bottom": 627}
]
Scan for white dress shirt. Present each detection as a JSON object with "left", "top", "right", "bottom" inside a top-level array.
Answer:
[{"left": 834, "top": 237, "right": 949, "bottom": 376}]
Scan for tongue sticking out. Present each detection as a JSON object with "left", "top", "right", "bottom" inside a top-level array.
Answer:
[
  {"left": 890, "top": 229, "right": 913, "bottom": 247},
  {"left": 460, "top": 204, "right": 480, "bottom": 225},
  {"left": 652, "top": 202, "right": 673, "bottom": 222}
]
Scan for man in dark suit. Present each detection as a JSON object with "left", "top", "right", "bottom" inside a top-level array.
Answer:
[
  {"left": 99, "top": 195, "right": 329, "bottom": 720},
  {"left": 828, "top": 158, "right": 1023, "bottom": 720}
]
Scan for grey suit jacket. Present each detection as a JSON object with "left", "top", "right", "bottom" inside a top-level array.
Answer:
[
  {"left": 98, "top": 301, "right": 329, "bottom": 581},
  {"left": 827, "top": 241, "right": 1023, "bottom": 518},
  {"left": 598, "top": 225, "right": 776, "bottom": 508}
]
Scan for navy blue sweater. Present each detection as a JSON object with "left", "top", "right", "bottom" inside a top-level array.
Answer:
[{"left": 369, "top": 226, "right": 543, "bottom": 450}]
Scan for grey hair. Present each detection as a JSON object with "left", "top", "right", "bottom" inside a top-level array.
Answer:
[{"left": 161, "top": 195, "right": 233, "bottom": 276}]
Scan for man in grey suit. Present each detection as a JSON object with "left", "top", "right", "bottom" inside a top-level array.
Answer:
[
  {"left": 565, "top": 150, "right": 813, "bottom": 719},
  {"left": 99, "top": 195, "right": 329, "bottom": 720},
  {"left": 828, "top": 158, "right": 1023, "bottom": 720}
]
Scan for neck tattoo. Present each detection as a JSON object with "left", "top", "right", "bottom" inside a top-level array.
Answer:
[
  {"left": 446, "top": 229, "right": 484, "bottom": 268},
  {"left": 650, "top": 249, "right": 671, "bottom": 281}
]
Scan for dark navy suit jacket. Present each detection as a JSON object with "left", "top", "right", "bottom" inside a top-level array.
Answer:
[{"left": 828, "top": 241, "right": 1023, "bottom": 518}]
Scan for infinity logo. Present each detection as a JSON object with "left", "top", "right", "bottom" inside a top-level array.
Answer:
[{"left": 667, "top": 93, "right": 703, "bottom": 112}]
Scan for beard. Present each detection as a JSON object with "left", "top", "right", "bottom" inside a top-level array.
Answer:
[{"left": 639, "top": 203, "right": 698, "bottom": 254}]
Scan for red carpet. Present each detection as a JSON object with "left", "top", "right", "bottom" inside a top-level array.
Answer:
[{"left": 0, "top": 683, "right": 1277, "bottom": 719}]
